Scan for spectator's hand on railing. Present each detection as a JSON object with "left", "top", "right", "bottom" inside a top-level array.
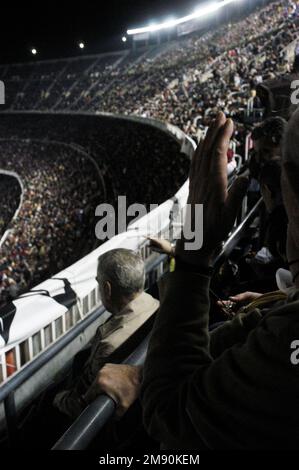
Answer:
[
  {"left": 176, "top": 112, "right": 249, "bottom": 268},
  {"left": 84, "top": 364, "right": 142, "bottom": 418},
  {"left": 147, "top": 237, "right": 174, "bottom": 256}
]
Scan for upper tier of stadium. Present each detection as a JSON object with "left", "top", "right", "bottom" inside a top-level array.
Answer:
[{"left": 0, "top": 0, "right": 297, "bottom": 138}]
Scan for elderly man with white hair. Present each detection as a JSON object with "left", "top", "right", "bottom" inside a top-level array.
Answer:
[
  {"left": 53, "top": 248, "right": 159, "bottom": 420},
  {"left": 96, "top": 110, "right": 299, "bottom": 450}
]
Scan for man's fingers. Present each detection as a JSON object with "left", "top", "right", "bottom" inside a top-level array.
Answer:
[
  {"left": 212, "top": 118, "right": 234, "bottom": 170},
  {"left": 189, "top": 140, "right": 202, "bottom": 181},
  {"left": 189, "top": 112, "right": 228, "bottom": 196},
  {"left": 205, "top": 112, "right": 227, "bottom": 153},
  {"left": 197, "top": 112, "right": 227, "bottom": 176},
  {"left": 147, "top": 236, "right": 158, "bottom": 244},
  {"left": 230, "top": 293, "right": 247, "bottom": 302},
  {"left": 230, "top": 292, "right": 262, "bottom": 303},
  {"left": 229, "top": 295, "right": 243, "bottom": 302},
  {"left": 206, "top": 118, "right": 235, "bottom": 204},
  {"left": 224, "top": 176, "right": 249, "bottom": 232}
]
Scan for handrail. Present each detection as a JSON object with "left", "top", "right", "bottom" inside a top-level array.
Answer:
[
  {"left": 214, "top": 198, "right": 263, "bottom": 268},
  {"left": 52, "top": 336, "right": 150, "bottom": 450},
  {"left": 0, "top": 305, "right": 105, "bottom": 404}
]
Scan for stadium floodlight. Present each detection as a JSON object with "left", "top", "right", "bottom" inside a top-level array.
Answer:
[
  {"left": 193, "top": 2, "right": 219, "bottom": 18},
  {"left": 127, "top": 0, "right": 238, "bottom": 36},
  {"left": 31, "top": 48, "right": 37, "bottom": 55},
  {"left": 162, "top": 17, "right": 177, "bottom": 29},
  {"left": 122, "top": 36, "right": 127, "bottom": 43},
  {"left": 79, "top": 42, "right": 85, "bottom": 49}
]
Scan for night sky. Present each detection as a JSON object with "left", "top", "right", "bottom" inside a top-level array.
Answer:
[{"left": 0, "top": 0, "right": 214, "bottom": 64}]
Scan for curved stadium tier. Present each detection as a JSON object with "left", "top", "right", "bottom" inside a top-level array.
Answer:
[{"left": 0, "top": 114, "right": 189, "bottom": 308}]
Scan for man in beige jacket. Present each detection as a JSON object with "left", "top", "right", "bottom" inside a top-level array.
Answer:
[{"left": 53, "top": 248, "right": 159, "bottom": 420}]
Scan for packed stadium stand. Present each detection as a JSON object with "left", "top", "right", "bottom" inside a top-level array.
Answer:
[
  {"left": 0, "top": 0, "right": 299, "bottom": 451},
  {"left": 0, "top": 175, "right": 21, "bottom": 239},
  {"left": 0, "top": 115, "right": 189, "bottom": 307},
  {"left": 0, "top": 0, "right": 296, "bottom": 134}
]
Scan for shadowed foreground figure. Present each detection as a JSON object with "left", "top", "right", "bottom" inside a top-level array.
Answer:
[
  {"left": 95, "top": 110, "right": 299, "bottom": 450},
  {"left": 140, "top": 111, "right": 299, "bottom": 449}
]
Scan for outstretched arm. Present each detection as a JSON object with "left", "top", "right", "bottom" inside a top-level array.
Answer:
[{"left": 141, "top": 113, "right": 249, "bottom": 448}]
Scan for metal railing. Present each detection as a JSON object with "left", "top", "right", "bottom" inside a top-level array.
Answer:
[
  {"left": 52, "top": 336, "right": 150, "bottom": 450},
  {"left": 214, "top": 197, "right": 263, "bottom": 268}
]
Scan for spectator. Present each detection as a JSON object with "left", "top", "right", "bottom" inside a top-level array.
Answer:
[
  {"left": 0, "top": 174, "right": 21, "bottom": 237},
  {"left": 251, "top": 116, "right": 287, "bottom": 167},
  {"left": 0, "top": 140, "right": 103, "bottom": 307},
  {"left": 53, "top": 248, "right": 159, "bottom": 420}
]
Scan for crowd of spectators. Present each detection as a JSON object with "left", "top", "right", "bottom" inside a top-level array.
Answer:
[
  {"left": 0, "top": 1, "right": 297, "bottom": 143},
  {"left": 0, "top": 115, "right": 189, "bottom": 208},
  {"left": 128, "top": 0, "right": 297, "bottom": 140},
  {"left": 0, "top": 119, "right": 188, "bottom": 307},
  {"left": 0, "top": 140, "right": 103, "bottom": 307}
]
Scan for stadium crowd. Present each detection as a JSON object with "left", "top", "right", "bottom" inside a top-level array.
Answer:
[
  {"left": 128, "top": 0, "right": 297, "bottom": 140},
  {"left": 0, "top": 140, "right": 103, "bottom": 307},
  {"left": 0, "top": 115, "right": 189, "bottom": 207},
  {"left": 0, "top": 120, "right": 188, "bottom": 307},
  {"left": 0, "top": 0, "right": 297, "bottom": 143},
  {"left": 0, "top": 174, "right": 21, "bottom": 238}
]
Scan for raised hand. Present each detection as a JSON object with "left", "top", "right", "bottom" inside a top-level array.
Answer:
[{"left": 176, "top": 112, "right": 249, "bottom": 267}]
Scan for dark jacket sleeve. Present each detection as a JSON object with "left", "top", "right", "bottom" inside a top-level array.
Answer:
[
  {"left": 141, "top": 271, "right": 297, "bottom": 450},
  {"left": 141, "top": 270, "right": 212, "bottom": 448},
  {"left": 210, "top": 309, "right": 263, "bottom": 358}
]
